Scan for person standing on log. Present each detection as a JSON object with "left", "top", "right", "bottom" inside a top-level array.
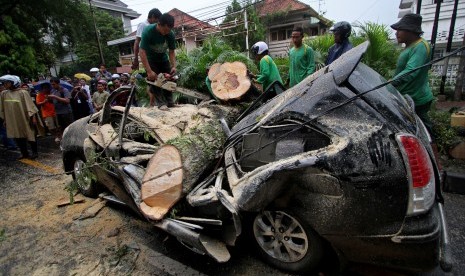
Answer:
[
  {"left": 391, "top": 13, "right": 434, "bottom": 135},
  {"left": 288, "top": 27, "right": 315, "bottom": 87},
  {"left": 326, "top": 21, "right": 353, "bottom": 65},
  {"left": 250, "top": 41, "right": 283, "bottom": 93},
  {"left": 0, "top": 75, "right": 39, "bottom": 159},
  {"left": 132, "top": 8, "right": 162, "bottom": 70},
  {"left": 139, "top": 13, "right": 177, "bottom": 109}
]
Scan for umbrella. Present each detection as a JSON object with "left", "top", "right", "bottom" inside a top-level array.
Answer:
[
  {"left": 33, "top": 79, "right": 73, "bottom": 91},
  {"left": 74, "top": 73, "right": 91, "bottom": 81}
]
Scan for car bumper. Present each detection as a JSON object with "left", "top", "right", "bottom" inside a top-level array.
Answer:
[{"left": 326, "top": 203, "right": 451, "bottom": 272}]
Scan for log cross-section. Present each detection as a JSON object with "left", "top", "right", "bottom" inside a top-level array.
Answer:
[
  {"left": 140, "top": 145, "right": 183, "bottom": 221},
  {"left": 210, "top": 62, "right": 251, "bottom": 102}
]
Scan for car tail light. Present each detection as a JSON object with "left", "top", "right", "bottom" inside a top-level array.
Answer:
[{"left": 396, "top": 134, "right": 435, "bottom": 216}]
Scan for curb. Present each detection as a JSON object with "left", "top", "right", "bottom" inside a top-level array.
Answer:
[{"left": 443, "top": 171, "right": 465, "bottom": 195}]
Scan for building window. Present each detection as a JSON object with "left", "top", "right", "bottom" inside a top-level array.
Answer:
[{"left": 270, "top": 27, "right": 293, "bottom": 41}]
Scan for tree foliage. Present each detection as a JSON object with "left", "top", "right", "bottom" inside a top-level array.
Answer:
[
  {"left": 0, "top": 0, "right": 88, "bottom": 78},
  {"left": 222, "top": 0, "right": 265, "bottom": 52},
  {"left": 176, "top": 36, "right": 258, "bottom": 93},
  {"left": 0, "top": 0, "right": 123, "bottom": 79},
  {"left": 74, "top": 8, "right": 124, "bottom": 70}
]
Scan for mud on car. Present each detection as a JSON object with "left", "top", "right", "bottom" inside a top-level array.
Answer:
[{"left": 61, "top": 42, "right": 450, "bottom": 274}]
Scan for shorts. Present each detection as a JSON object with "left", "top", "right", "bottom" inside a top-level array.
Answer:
[
  {"left": 44, "top": 116, "right": 58, "bottom": 130},
  {"left": 148, "top": 60, "right": 174, "bottom": 106}
]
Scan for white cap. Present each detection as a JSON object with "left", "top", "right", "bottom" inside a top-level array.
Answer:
[
  {"left": 0, "top": 75, "right": 21, "bottom": 88},
  {"left": 90, "top": 67, "right": 99, "bottom": 73},
  {"left": 251, "top": 41, "right": 268, "bottom": 55},
  {"left": 112, "top": 73, "right": 120, "bottom": 79}
]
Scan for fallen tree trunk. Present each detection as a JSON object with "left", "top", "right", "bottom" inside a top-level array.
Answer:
[
  {"left": 210, "top": 62, "right": 252, "bottom": 102},
  {"left": 140, "top": 105, "right": 240, "bottom": 220}
]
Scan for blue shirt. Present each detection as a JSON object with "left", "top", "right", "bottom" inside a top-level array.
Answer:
[{"left": 326, "top": 40, "right": 353, "bottom": 65}]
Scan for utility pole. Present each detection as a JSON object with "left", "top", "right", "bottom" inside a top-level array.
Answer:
[
  {"left": 88, "top": 0, "right": 105, "bottom": 65},
  {"left": 416, "top": 0, "right": 422, "bottom": 14},
  {"left": 440, "top": 0, "right": 459, "bottom": 95},
  {"left": 244, "top": 8, "right": 249, "bottom": 58},
  {"left": 430, "top": 0, "right": 442, "bottom": 55}
]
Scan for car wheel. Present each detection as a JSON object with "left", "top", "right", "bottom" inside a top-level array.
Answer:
[
  {"left": 252, "top": 210, "right": 324, "bottom": 273},
  {"left": 72, "top": 158, "right": 99, "bottom": 197}
]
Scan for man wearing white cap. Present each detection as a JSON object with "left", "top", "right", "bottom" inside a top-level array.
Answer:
[
  {"left": 0, "top": 75, "right": 39, "bottom": 159},
  {"left": 249, "top": 41, "right": 283, "bottom": 92}
]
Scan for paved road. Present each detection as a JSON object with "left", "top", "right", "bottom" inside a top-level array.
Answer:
[{"left": 1, "top": 135, "right": 464, "bottom": 275}]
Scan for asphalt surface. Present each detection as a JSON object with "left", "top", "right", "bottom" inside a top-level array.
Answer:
[{"left": 1, "top": 135, "right": 464, "bottom": 275}]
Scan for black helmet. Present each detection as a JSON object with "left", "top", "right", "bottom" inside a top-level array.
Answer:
[{"left": 330, "top": 21, "right": 352, "bottom": 38}]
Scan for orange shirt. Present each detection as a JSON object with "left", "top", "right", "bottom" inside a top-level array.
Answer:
[{"left": 36, "top": 92, "right": 56, "bottom": 118}]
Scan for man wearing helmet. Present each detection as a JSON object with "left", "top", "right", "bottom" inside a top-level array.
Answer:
[
  {"left": 326, "top": 21, "right": 353, "bottom": 65},
  {"left": 0, "top": 75, "right": 39, "bottom": 159},
  {"left": 250, "top": 41, "right": 283, "bottom": 92}
]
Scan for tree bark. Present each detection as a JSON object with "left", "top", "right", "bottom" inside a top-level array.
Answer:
[
  {"left": 139, "top": 105, "right": 240, "bottom": 220},
  {"left": 210, "top": 62, "right": 252, "bottom": 102}
]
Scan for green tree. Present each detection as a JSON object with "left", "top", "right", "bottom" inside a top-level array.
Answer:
[
  {"left": 74, "top": 8, "right": 124, "bottom": 70},
  {"left": 0, "top": 0, "right": 123, "bottom": 79},
  {"left": 0, "top": 0, "right": 89, "bottom": 78},
  {"left": 222, "top": 0, "right": 265, "bottom": 52}
]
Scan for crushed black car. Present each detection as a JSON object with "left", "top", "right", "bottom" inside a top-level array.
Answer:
[{"left": 61, "top": 41, "right": 451, "bottom": 274}]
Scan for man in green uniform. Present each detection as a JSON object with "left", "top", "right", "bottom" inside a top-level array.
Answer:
[
  {"left": 250, "top": 41, "right": 283, "bottom": 93},
  {"left": 140, "top": 13, "right": 177, "bottom": 109},
  {"left": 0, "top": 75, "right": 39, "bottom": 159},
  {"left": 288, "top": 27, "right": 315, "bottom": 87},
  {"left": 391, "top": 14, "right": 434, "bottom": 134}
]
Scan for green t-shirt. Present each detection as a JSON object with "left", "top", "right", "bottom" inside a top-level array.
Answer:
[
  {"left": 140, "top": 24, "right": 176, "bottom": 63},
  {"left": 289, "top": 45, "right": 315, "bottom": 87},
  {"left": 256, "top": 55, "right": 283, "bottom": 92},
  {"left": 392, "top": 38, "right": 433, "bottom": 106},
  {"left": 205, "top": 76, "right": 219, "bottom": 101}
]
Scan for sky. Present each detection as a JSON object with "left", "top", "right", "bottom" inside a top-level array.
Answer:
[{"left": 126, "top": 0, "right": 401, "bottom": 33}]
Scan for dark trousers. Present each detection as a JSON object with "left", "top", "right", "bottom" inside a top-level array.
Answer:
[
  {"left": 15, "top": 138, "right": 37, "bottom": 157},
  {"left": 415, "top": 100, "right": 433, "bottom": 138}
]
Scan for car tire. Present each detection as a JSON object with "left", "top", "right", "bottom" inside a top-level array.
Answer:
[
  {"left": 252, "top": 210, "right": 324, "bottom": 273},
  {"left": 72, "top": 157, "right": 100, "bottom": 197}
]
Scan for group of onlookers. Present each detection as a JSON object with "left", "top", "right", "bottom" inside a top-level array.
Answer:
[{"left": 0, "top": 66, "right": 134, "bottom": 159}]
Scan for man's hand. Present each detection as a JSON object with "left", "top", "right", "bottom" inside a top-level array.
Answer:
[
  {"left": 131, "top": 59, "right": 139, "bottom": 70},
  {"left": 147, "top": 71, "right": 158, "bottom": 81},
  {"left": 170, "top": 67, "right": 177, "bottom": 75}
]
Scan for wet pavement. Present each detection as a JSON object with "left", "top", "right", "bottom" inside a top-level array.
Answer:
[{"left": 0, "top": 135, "right": 464, "bottom": 275}]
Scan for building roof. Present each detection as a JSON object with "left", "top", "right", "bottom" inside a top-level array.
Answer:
[
  {"left": 91, "top": 0, "right": 140, "bottom": 19},
  {"left": 168, "top": 8, "right": 212, "bottom": 29},
  {"left": 255, "top": 0, "right": 309, "bottom": 17},
  {"left": 107, "top": 8, "right": 213, "bottom": 46},
  {"left": 255, "top": 0, "right": 331, "bottom": 25}
]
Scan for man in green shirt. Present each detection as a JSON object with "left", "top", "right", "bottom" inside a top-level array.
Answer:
[
  {"left": 391, "top": 14, "right": 434, "bottom": 134},
  {"left": 140, "top": 13, "right": 177, "bottom": 108},
  {"left": 250, "top": 41, "right": 283, "bottom": 93},
  {"left": 288, "top": 27, "right": 315, "bottom": 87}
]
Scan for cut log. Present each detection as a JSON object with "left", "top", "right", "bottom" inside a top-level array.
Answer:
[
  {"left": 140, "top": 106, "right": 236, "bottom": 220},
  {"left": 210, "top": 62, "right": 251, "bottom": 102},
  {"left": 141, "top": 145, "right": 183, "bottom": 220},
  {"left": 99, "top": 124, "right": 120, "bottom": 158},
  {"left": 121, "top": 140, "right": 158, "bottom": 155},
  {"left": 208, "top": 63, "right": 222, "bottom": 80}
]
